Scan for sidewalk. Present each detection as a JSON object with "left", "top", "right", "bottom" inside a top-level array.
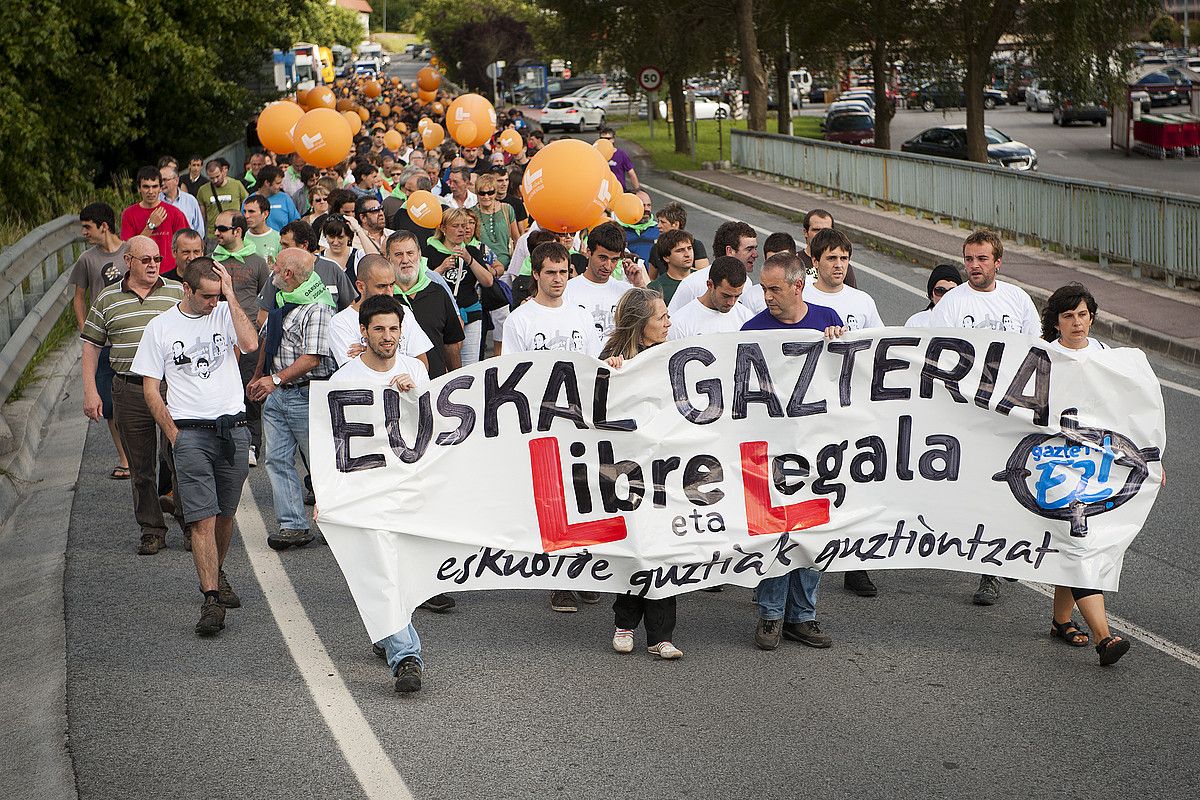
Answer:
[{"left": 670, "top": 168, "right": 1200, "bottom": 366}]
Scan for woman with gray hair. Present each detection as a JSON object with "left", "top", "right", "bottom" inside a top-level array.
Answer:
[{"left": 599, "top": 286, "right": 681, "bottom": 659}]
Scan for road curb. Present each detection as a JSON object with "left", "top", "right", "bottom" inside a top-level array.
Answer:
[
  {"left": 668, "top": 169, "right": 1200, "bottom": 366},
  {"left": 0, "top": 340, "right": 84, "bottom": 800}
]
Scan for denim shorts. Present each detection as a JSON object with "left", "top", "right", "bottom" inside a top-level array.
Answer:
[{"left": 173, "top": 426, "right": 250, "bottom": 524}]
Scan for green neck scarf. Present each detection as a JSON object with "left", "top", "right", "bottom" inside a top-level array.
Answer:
[
  {"left": 213, "top": 241, "right": 256, "bottom": 264},
  {"left": 395, "top": 257, "right": 431, "bottom": 297},
  {"left": 426, "top": 236, "right": 458, "bottom": 255},
  {"left": 275, "top": 270, "right": 335, "bottom": 309},
  {"left": 624, "top": 214, "right": 657, "bottom": 234},
  {"left": 390, "top": 184, "right": 407, "bottom": 200}
]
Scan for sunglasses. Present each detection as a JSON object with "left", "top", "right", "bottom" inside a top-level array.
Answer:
[
  {"left": 312, "top": 196, "right": 329, "bottom": 203},
  {"left": 477, "top": 190, "right": 496, "bottom": 196},
  {"left": 131, "top": 254, "right": 164, "bottom": 265},
  {"left": 214, "top": 225, "right": 235, "bottom": 233},
  {"left": 363, "top": 206, "right": 384, "bottom": 213},
  {"left": 932, "top": 285, "right": 954, "bottom": 296}
]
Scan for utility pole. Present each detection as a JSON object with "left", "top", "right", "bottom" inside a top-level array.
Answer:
[{"left": 383, "top": 0, "right": 387, "bottom": 34}]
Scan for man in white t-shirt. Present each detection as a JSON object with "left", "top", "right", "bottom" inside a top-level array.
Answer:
[
  {"left": 329, "top": 254, "right": 433, "bottom": 368},
  {"left": 929, "top": 230, "right": 1038, "bottom": 608},
  {"left": 503, "top": 241, "right": 601, "bottom": 357},
  {"left": 930, "top": 230, "right": 1039, "bottom": 336},
  {"left": 132, "top": 258, "right": 259, "bottom": 638},
  {"left": 562, "top": 221, "right": 630, "bottom": 343},
  {"left": 803, "top": 228, "right": 884, "bottom": 331},
  {"left": 667, "top": 256, "right": 753, "bottom": 340},
  {"left": 669, "top": 220, "right": 766, "bottom": 314},
  {"left": 503, "top": 240, "right": 601, "bottom": 614},
  {"left": 329, "top": 294, "right": 430, "bottom": 693}
]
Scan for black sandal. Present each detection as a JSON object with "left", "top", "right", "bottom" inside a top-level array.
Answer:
[
  {"left": 1051, "top": 618, "right": 1090, "bottom": 647},
  {"left": 1096, "top": 635, "right": 1131, "bottom": 666}
]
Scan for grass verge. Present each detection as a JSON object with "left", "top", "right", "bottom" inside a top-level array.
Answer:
[
  {"left": 7, "top": 307, "right": 75, "bottom": 404},
  {"left": 615, "top": 116, "right": 824, "bottom": 171},
  {"left": 371, "top": 32, "right": 419, "bottom": 53}
]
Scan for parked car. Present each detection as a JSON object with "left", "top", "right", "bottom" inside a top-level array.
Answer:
[
  {"left": 540, "top": 97, "right": 606, "bottom": 131},
  {"left": 823, "top": 113, "right": 875, "bottom": 146},
  {"left": 656, "top": 98, "right": 732, "bottom": 120},
  {"left": 1133, "top": 72, "right": 1188, "bottom": 107},
  {"left": 591, "top": 86, "right": 635, "bottom": 109},
  {"left": 909, "top": 81, "right": 1002, "bottom": 111},
  {"left": 1131, "top": 90, "right": 1152, "bottom": 113},
  {"left": 1025, "top": 79, "right": 1054, "bottom": 112},
  {"left": 901, "top": 125, "right": 1038, "bottom": 171},
  {"left": 1052, "top": 98, "right": 1107, "bottom": 126},
  {"left": 826, "top": 99, "right": 873, "bottom": 118}
]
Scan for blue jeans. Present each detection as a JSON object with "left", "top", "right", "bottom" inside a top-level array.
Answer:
[
  {"left": 262, "top": 385, "right": 311, "bottom": 531},
  {"left": 377, "top": 624, "right": 423, "bottom": 673},
  {"left": 756, "top": 568, "right": 822, "bottom": 623}
]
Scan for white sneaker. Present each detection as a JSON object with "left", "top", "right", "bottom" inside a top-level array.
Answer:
[
  {"left": 648, "top": 641, "right": 683, "bottom": 660},
  {"left": 612, "top": 628, "right": 634, "bottom": 653},
  {"left": 248, "top": 445, "right": 257, "bottom": 467}
]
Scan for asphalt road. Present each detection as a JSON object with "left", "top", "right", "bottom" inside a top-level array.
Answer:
[
  {"left": 799, "top": 103, "right": 1200, "bottom": 198},
  {"left": 59, "top": 144, "right": 1200, "bottom": 797}
]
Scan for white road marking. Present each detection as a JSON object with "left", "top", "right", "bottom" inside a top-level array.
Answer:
[
  {"left": 236, "top": 492, "right": 414, "bottom": 800},
  {"left": 645, "top": 181, "right": 1200, "bottom": 403},
  {"left": 1019, "top": 581, "right": 1200, "bottom": 670}
]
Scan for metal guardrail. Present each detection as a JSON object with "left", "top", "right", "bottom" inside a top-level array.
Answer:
[
  {"left": 731, "top": 130, "right": 1200, "bottom": 286},
  {"left": 0, "top": 216, "right": 83, "bottom": 402}
]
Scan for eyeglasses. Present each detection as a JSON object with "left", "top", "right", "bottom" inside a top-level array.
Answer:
[
  {"left": 131, "top": 254, "right": 164, "bottom": 265},
  {"left": 477, "top": 190, "right": 496, "bottom": 196},
  {"left": 214, "top": 225, "right": 235, "bottom": 233},
  {"left": 363, "top": 206, "right": 383, "bottom": 213},
  {"left": 312, "top": 196, "right": 329, "bottom": 203},
  {"left": 932, "top": 285, "right": 954, "bottom": 296}
]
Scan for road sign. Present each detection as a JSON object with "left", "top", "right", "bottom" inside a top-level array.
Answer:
[
  {"left": 637, "top": 65, "right": 663, "bottom": 93},
  {"left": 485, "top": 60, "right": 506, "bottom": 80},
  {"left": 714, "top": 107, "right": 728, "bottom": 120}
]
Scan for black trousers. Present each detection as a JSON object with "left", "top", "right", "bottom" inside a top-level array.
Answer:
[
  {"left": 613, "top": 594, "right": 677, "bottom": 646},
  {"left": 1070, "top": 587, "right": 1103, "bottom": 601}
]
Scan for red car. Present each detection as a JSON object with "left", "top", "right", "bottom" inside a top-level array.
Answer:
[{"left": 823, "top": 113, "right": 875, "bottom": 146}]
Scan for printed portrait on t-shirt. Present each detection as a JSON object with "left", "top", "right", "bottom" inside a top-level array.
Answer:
[
  {"left": 589, "top": 303, "right": 616, "bottom": 338},
  {"left": 533, "top": 332, "right": 547, "bottom": 350},
  {"left": 844, "top": 313, "right": 862, "bottom": 330},
  {"left": 173, "top": 335, "right": 227, "bottom": 378},
  {"left": 962, "top": 315, "right": 976, "bottom": 327},
  {"left": 571, "top": 330, "right": 586, "bottom": 352},
  {"left": 101, "top": 260, "right": 122, "bottom": 286}
]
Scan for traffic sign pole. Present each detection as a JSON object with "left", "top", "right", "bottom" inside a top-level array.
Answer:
[{"left": 638, "top": 66, "right": 663, "bottom": 140}]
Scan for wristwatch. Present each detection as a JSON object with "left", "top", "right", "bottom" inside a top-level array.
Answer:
[
  {"left": 147, "top": 221, "right": 158, "bottom": 231},
  {"left": 271, "top": 374, "right": 281, "bottom": 386}
]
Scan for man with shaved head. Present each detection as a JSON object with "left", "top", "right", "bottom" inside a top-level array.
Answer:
[
  {"left": 327, "top": 253, "right": 432, "bottom": 369},
  {"left": 81, "top": 235, "right": 185, "bottom": 555},
  {"left": 247, "top": 247, "right": 337, "bottom": 551}
]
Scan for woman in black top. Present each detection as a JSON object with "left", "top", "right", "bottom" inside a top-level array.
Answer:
[{"left": 422, "top": 207, "right": 493, "bottom": 367}]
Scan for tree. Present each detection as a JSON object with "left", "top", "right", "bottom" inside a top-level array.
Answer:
[
  {"left": 415, "top": 0, "right": 543, "bottom": 90},
  {"left": 1147, "top": 14, "right": 1183, "bottom": 44},
  {"left": 292, "top": 1, "right": 365, "bottom": 47},
  {"left": 735, "top": 0, "right": 769, "bottom": 131},
  {"left": 370, "top": 0, "right": 419, "bottom": 33}
]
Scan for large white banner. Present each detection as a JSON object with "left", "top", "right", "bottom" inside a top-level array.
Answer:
[{"left": 309, "top": 329, "right": 1165, "bottom": 642}]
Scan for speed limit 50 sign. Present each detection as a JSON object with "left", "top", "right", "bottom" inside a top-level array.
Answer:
[{"left": 637, "top": 65, "right": 663, "bottom": 93}]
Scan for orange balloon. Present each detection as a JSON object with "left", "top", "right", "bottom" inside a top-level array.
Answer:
[
  {"left": 421, "top": 123, "right": 445, "bottom": 149},
  {"left": 593, "top": 138, "right": 616, "bottom": 161},
  {"left": 293, "top": 108, "right": 354, "bottom": 168},
  {"left": 417, "top": 66, "right": 442, "bottom": 92},
  {"left": 429, "top": 56, "right": 440, "bottom": 67},
  {"left": 336, "top": 98, "right": 355, "bottom": 112},
  {"left": 406, "top": 190, "right": 443, "bottom": 229},
  {"left": 364, "top": 80, "right": 382, "bottom": 99},
  {"left": 357, "top": 106, "right": 369, "bottom": 121},
  {"left": 432, "top": 101, "right": 445, "bottom": 116},
  {"left": 499, "top": 129, "right": 523, "bottom": 155},
  {"left": 452, "top": 119, "right": 478, "bottom": 148},
  {"left": 613, "top": 192, "right": 645, "bottom": 226},
  {"left": 295, "top": 88, "right": 311, "bottom": 107},
  {"left": 384, "top": 130, "right": 403, "bottom": 151},
  {"left": 396, "top": 122, "right": 409, "bottom": 134},
  {"left": 342, "top": 110, "right": 362, "bottom": 135},
  {"left": 307, "top": 86, "right": 336, "bottom": 110},
  {"left": 379, "top": 104, "right": 392, "bottom": 118},
  {"left": 257, "top": 101, "right": 305, "bottom": 154},
  {"left": 391, "top": 76, "right": 401, "bottom": 87},
  {"left": 522, "top": 139, "right": 615, "bottom": 233},
  {"left": 445, "top": 93, "right": 496, "bottom": 148},
  {"left": 418, "top": 88, "right": 437, "bottom": 104},
  {"left": 418, "top": 116, "right": 433, "bottom": 133}
]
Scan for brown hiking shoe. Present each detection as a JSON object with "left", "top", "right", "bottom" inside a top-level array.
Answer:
[
  {"left": 137, "top": 532, "right": 163, "bottom": 555},
  {"left": 195, "top": 596, "right": 225, "bottom": 637},
  {"left": 217, "top": 570, "right": 241, "bottom": 609}
]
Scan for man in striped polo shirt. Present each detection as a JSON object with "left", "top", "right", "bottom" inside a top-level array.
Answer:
[{"left": 82, "top": 235, "right": 185, "bottom": 555}]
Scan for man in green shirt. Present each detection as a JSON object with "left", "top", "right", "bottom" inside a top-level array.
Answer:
[
  {"left": 195, "top": 157, "right": 249, "bottom": 236},
  {"left": 647, "top": 228, "right": 695, "bottom": 307},
  {"left": 243, "top": 195, "right": 281, "bottom": 263}
]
